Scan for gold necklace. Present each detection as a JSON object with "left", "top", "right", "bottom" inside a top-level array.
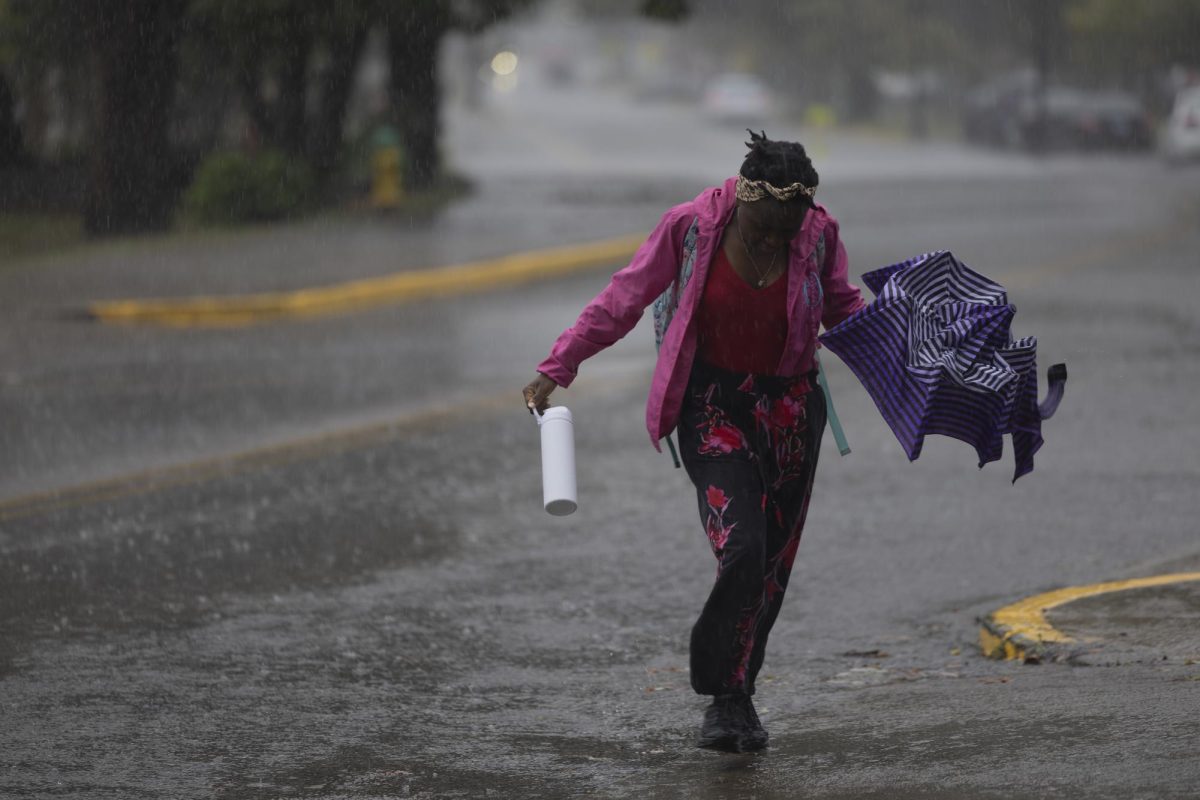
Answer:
[{"left": 736, "top": 212, "right": 780, "bottom": 288}]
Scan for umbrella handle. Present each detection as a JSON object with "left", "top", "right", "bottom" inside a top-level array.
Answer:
[
  {"left": 816, "top": 359, "right": 851, "bottom": 456},
  {"left": 665, "top": 433, "right": 682, "bottom": 469},
  {"left": 1038, "top": 363, "right": 1067, "bottom": 420}
]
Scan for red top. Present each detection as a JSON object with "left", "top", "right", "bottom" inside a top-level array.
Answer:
[{"left": 696, "top": 244, "right": 789, "bottom": 375}]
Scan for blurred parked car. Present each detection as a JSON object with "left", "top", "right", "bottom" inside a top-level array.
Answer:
[
  {"left": 1064, "top": 91, "right": 1152, "bottom": 150},
  {"left": 1161, "top": 87, "right": 1200, "bottom": 163},
  {"left": 962, "top": 70, "right": 1037, "bottom": 148},
  {"left": 702, "top": 72, "right": 773, "bottom": 125},
  {"left": 633, "top": 70, "right": 698, "bottom": 102},
  {"left": 964, "top": 74, "right": 1151, "bottom": 152}
]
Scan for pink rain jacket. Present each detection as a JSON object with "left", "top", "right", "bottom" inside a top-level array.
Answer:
[{"left": 536, "top": 176, "right": 866, "bottom": 450}]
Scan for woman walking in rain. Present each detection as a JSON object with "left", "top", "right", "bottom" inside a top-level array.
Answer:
[{"left": 522, "top": 131, "right": 866, "bottom": 753}]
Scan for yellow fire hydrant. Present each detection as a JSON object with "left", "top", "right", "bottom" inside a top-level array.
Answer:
[{"left": 369, "top": 125, "right": 403, "bottom": 210}]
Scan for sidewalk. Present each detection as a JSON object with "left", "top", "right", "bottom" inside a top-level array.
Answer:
[
  {"left": 0, "top": 177, "right": 680, "bottom": 313},
  {"left": 0, "top": 80, "right": 1101, "bottom": 316}
]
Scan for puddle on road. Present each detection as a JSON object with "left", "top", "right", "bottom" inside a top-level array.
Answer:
[{"left": 0, "top": 430, "right": 471, "bottom": 669}]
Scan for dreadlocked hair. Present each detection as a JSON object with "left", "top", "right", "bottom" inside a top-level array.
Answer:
[{"left": 739, "top": 129, "right": 818, "bottom": 200}]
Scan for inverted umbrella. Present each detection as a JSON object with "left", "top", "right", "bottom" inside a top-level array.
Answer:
[{"left": 818, "top": 250, "right": 1066, "bottom": 481}]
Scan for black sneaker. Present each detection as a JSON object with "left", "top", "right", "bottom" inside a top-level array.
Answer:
[
  {"left": 736, "top": 694, "right": 769, "bottom": 752},
  {"left": 696, "top": 694, "right": 742, "bottom": 752}
]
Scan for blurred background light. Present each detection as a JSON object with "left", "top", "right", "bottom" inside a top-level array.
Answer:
[{"left": 490, "top": 50, "right": 519, "bottom": 77}]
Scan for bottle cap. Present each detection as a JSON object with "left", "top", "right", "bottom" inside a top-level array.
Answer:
[{"left": 537, "top": 406, "right": 573, "bottom": 426}]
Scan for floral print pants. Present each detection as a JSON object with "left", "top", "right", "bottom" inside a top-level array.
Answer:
[{"left": 678, "top": 359, "right": 826, "bottom": 696}]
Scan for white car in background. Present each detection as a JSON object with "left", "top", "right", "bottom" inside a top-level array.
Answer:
[
  {"left": 702, "top": 72, "right": 774, "bottom": 125},
  {"left": 1162, "top": 87, "right": 1200, "bottom": 163}
]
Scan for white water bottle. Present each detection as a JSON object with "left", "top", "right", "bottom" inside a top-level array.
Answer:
[{"left": 537, "top": 406, "right": 577, "bottom": 516}]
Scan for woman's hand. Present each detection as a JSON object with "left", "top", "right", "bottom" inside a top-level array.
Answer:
[{"left": 522, "top": 373, "right": 557, "bottom": 415}]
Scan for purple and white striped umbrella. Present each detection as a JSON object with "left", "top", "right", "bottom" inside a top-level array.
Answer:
[{"left": 818, "top": 251, "right": 1066, "bottom": 482}]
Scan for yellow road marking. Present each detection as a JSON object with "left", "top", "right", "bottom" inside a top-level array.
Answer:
[
  {"left": 88, "top": 233, "right": 647, "bottom": 327},
  {"left": 86, "top": 215, "right": 1196, "bottom": 328},
  {"left": 980, "top": 572, "right": 1200, "bottom": 660},
  {"left": 29, "top": 217, "right": 1200, "bottom": 523}
]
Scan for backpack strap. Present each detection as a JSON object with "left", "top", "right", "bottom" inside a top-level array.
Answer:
[
  {"left": 653, "top": 216, "right": 700, "bottom": 469},
  {"left": 811, "top": 229, "right": 850, "bottom": 456},
  {"left": 815, "top": 356, "right": 851, "bottom": 456},
  {"left": 651, "top": 216, "right": 700, "bottom": 352}
]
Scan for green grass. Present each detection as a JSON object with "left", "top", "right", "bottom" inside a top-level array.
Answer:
[
  {"left": 0, "top": 173, "right": 474, "bottom": 272},
  {"left": 336, "top": 170, "right": 473, "bottom": 219},
  {"left": 0, "top": 213, "right": 86, "bottom": 266}
]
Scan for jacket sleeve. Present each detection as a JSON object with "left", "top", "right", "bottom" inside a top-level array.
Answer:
[
  {"left": 819, "top": 217, "right": 867, "bottom": 330},
  {"left": 536, "top": 207, "right": 688, "bottom": 387}
]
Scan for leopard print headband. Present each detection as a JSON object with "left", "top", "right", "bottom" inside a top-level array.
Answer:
[{"left": 735, "top": 174, "right": 816, "bottom": 202}]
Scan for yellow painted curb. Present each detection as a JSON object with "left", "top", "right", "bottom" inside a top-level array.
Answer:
[
  {"left": 979, "top": 572, "right": 1200, "bottom": 662},
  {"left": 88, "top": 232, "right": 648, "bottom": 327},
  {"left": 85, "top": 216, "right": 1194, "bottom": 329}
]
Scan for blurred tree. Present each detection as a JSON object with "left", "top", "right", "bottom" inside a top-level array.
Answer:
[
  {"left": 1, "top": 0, "right": 92, "bottom": 162},
  {"left": 192, "top": 0, "right": 535, "bottom": 192},
  {"left": 640, "top": 0, "right": 689, "bottom": 22},
  {"left": 0, "top": 1, "right": 12, "bottom": 163},
  {"left": 388, "top": 0, "right": 697, "bottom": 189},
  {"left": 85, "top": 0, "right": 188, "bottom": 235},
  {"left": 1067, "top": 0, "right": 1200, "bottom": 88},
  {"left": 0, "top": 72, "right": 21, "bottom": 166},
  {"left": 382, "top": 0, "right": 451, "bottom": 192},
  {"left": 731, "top": 0, "right": 973, "bottom": 125},
  {"left": 968, "top": 0, "right": 1069, "bottom": 152},
  {"left": 1028, "top": 0, "right": 1067, "bottom": 152},
  {"left": 0, "top": 0, "right": 185, "bottom": 233},
  {"left": 0, "top": 0, "right": 22, "bottom": 166},
  {"left": 188, "top": 0, "right": 373, "bottom": 181},
  {"left": 382, "top": 0, "right": 533, "bottom": 191}
]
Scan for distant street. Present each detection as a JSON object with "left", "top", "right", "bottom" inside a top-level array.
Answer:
[{"left": 3, "top": 71, "right": 1200, "bottom": 799}]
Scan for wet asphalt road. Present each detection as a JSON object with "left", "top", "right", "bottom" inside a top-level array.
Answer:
[{"left": 4, "top": 81, "right": 1200, "bottom": 797}]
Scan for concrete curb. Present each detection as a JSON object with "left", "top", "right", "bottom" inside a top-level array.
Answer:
[
  {"left": 978, "top": 572, "right": 1200, "bottom": 663},
  {"left": 84, "top": 219, "right": 1192, "bottom": 329},
  {"left": 86, "top": 232, "right": 647, "bottom": 327}
]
